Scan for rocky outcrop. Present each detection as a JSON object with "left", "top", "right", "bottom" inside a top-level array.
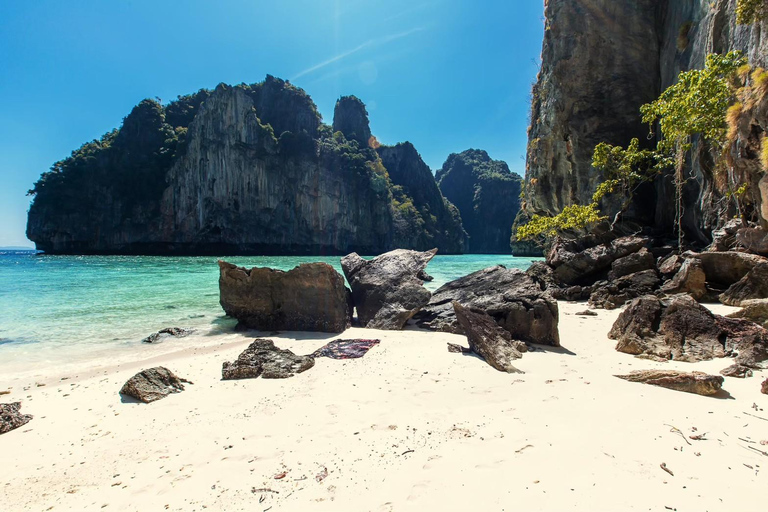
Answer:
[
  {"left": 453, "top": 302, "right": 526, "bottom": 373},
  {"left": 616, "top": 370, "right": 724, "bottom": 396},
  {"left": 522, "top": 0, "right": 768, "bottom": 244},
  {"left": 737, "top": 227, "right": 768, "bottom": 255},
  {"left": 720, "top": 262, "right": 768, "bottom": 306},
  {"left": 720, "top": 363, "right": 753, "bottom": 378},
  {"left": 341, "top": 249, "right": 435, "bottom": 330},
  {"left": 547, "top": 235, "right": 649, "bottom": 286},
  {"left": 119, "top": 367, "right": 190, "bottom": 403},
  {"left": 436, "top": 150, "right": 522, "bottom": 253},
  {"left": 218, "top": 261, "right": 352, "bottom": 333},
  {"left": 141, "top": 327, "right": 194, "bottom": 344},
  {"left": 660, "top": 258, "right": 707, "bottom": 300},
  {"left": 0, "top": 402, "right": 32, "bottom": 434},
  {"left": 689, "top": 251, "right": 768, "bottom": 288},
  {"left": 588, "top": 269, "right": 661, "bottom": 310},
  {"left": 415, "top": 266, "right": 560, "bottom": 346},
  {"left": 27, "top": 77, "right": 465, "bottom": 256},
  {"left": 222, "top": 339, "right": 314, "bottom": 380},
  {"left": 727, "top": 298, "right": 768, "bottom": 328}
]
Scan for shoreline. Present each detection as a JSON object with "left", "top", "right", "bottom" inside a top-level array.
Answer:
[{"left": 1, "top": 301, "right": 766, "bottom": 511}]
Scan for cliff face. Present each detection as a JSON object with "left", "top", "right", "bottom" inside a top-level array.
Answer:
[
  {"left": 436, "top": 150, "right": 522, "bottom": 253},
  {"left": 27, "top": 77, "right": 465, "bottom": 255},
  {"left": 523, "top": 0, "right": 768, "bottom": 243}
]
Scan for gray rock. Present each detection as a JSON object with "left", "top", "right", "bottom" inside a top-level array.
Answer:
[
  {"left": 222, "top": 339, "right": 314, "bottom": 380},
  {"left": 219, "top": 261, "right": 352, "bottom": 333},
  {"left": 547, "top": 235, "right": 649, "bottom": 286},
  {"left": 661, "top": 258, "right": 707, "bottom": 301},
  {"left": 342, "top": 248, "right": 436, "bottom": 330},
  {"left": 616, "top": 370, "right": 724, "bottom": 396},
  {"left": 608, "top": 248, "right": 656, "bottom": 280},
  {"left": 589, "top": 269, "right": 660, "bottom": 310},
  {"left": 141, "top": 327, "right": 194, "bottom": 344},
  {"left": 687, "top": 251, "right": 768, "bottom": 288},
  {"left": 119, "top": 367, "right": 190, "bottom": 403},
  {"left": 453, "top": 302, "right": 526, "bottom": 373},
  {"left": 720, "top": 364, "right": 753, "bottom": 379},
  {"left": 0, "top": 402, "right": 32, "bottom": 435},
  {"left": 332, "top": 96, "right": 371, "bottom": 145},
  {"left": 709, "top": 219, "right": 745, "bottom": 252},
  {"left": 737, "top": 228, "right": 768, "bottom": 256},
  {"left": 720, "top": 263, "right": 768, "bottom": 307},
  {"left": 415, "top": 265, "right": 560, "bottom": 346}
]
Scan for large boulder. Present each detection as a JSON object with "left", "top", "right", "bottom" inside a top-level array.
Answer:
[
  {"left": 119, "top": 367, "right": 190, "bottom": 403},
  {"left": 737, "top": 227, "right": 768, "bottom": 256},
  {"left": 453, "top": 302, "right": 526, "bottom": 373},
  {"left": 609, "top": 295, "right": 768, "bottom": 365},
  {"left": 222, "top": 339, "right": 314, "bottom": 380},
  {"left": 588, "top": 269, "right": 660, "bottom": 310},
  {"left": 709, "top": 218, "right": 745, "bottom": 252},
  {"left": 0, "top": 402, "right": 32, "bottom": 434},
  {"left": 341, "top": 249, "right": 436, "bottom": 330},
  {"left": 686, "top": 251, "right": 768, "bottom": 288},
  {"left": 608, "top": 247, "right": 656, "bottom": 280},
  {"left": 547, "top": 235, "right": 648, "bottom": 285},
  {"left": 727, "top": 299, "right": 768, "bottom": 328},
  {"left": 762, "top": 378, "right": 768, "bottom": 395},
  {"left": 660, "top": 258, "right": 707, "bottom": 301},
  {"left": 218, "top": 261, "right": 352, "bottom": 333},
  {"left": 415, "top": 266, "right": 560, "bottom": 346},
  {"left": 720, "top": 263, "right": 768, "bottom": 307},
  {"left": 616, "top": 370, "right": 724, "bottom": 396}
]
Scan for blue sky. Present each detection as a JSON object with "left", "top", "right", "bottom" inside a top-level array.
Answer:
[{"left": 0, "top": 0, "right": 544, "bottom": 247}]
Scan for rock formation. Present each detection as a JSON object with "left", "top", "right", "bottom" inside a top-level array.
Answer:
[
  {"left": 616, "top": 370, "right": 724, "bottom": 396},
  {"left": 119, "top": 367, "right": 190, "bottom": 403},
  {"left": 341, "top": 248, "right": 436, "bottom": 330},
  {"left": 415, "top": 265, "right": 560, "bottom": 346},
  {"left": 522, "top": 0, "right": 768, "bottom": 244},
  {"left": 222, "top": 339, "right": 314, "bottom": 380},
  {"left": 436, "top": 149, "right": 522, "bottom": 253},
  {"left": 27, "top": 77, "right": 465, "bottom": 255},
  {"left": 762, "top": 377, "right": 768, "bottom": 394},
  {"left": 719, "top": 262, "right": 768, "bottom": 306},
  {"left": 0, "top": 402, "right": 32, "bottom": 434},
  {"left": 141, "top": 327, "right": 194, "bottom": 344},
  {"left": 218, "top": 261, "right": 352, "bottom": 333},
  {"left": 453, "top": 302, "right": 526, "bottom": 373},
  {"left": 727, "top": 298, "right": 768, "bottom": 328}
]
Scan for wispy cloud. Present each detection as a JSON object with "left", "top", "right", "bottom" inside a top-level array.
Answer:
[{"left": 291, "top": 27, "right": 425, "bottom": 81}]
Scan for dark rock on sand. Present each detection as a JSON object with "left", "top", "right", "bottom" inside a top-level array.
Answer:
[
  {"left": 762, "top": 378, "right": 768, "bottom": 395},
  {"left": 415, "top": 266, "right": 559, "bottom": 346},
  {"left": 341, "top": 248, "right": 436, "bottom": 330},
  {"left": 0, "top": 402, "right": 33, "bottom": 434},
  {"left": 720, "top": 263, "right": 768, "bottom": 307},
  {"left": 547, "top": 235, "right": 648, "bottom": 286},
  {"left": 453, "top": 302, "right": 526, "bottom": 374},
  {"left": 720, "top": 364, "right": 753, "bottom": 378},
  {"left": 141, "top": 327, "right": 194, "bottom": 344},
  {"left": 222, "top": 339, "right": 314, "bottom": 380},
  {"left": 119, "top": 367, "right": 190, "bottom": 403},
  {"left": 616, "top": 370, "right": 724, "bottom": 396},
  {"left": 660, "top": 258, "right": 707, "bottom": 301},
  {"left": 219, "top": 261, "right": 352, "bottom": 333},
  {"left": 588, "top": 269, "right": 660, "bottom": 310}
]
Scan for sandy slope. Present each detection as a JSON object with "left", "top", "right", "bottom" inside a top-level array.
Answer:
[{"left": 0, "top": 301, "right": 766, "bottom": 512}]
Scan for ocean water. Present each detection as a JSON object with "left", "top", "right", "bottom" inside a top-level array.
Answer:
[{"left": 0, "top": 251, "right": 541, "bottom": 375}]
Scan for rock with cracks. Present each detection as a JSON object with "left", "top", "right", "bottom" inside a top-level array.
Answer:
[
  {"left": 661, "top": 258, "right": 707, "bottom": 301},
  {"left": 222, "top": 339, "right": 314, "bottom": 380},
  {"left": 720, "top": 263, "right": 768, "bottom": 307},
  {"left": 119, "top": 367, "right": 190, "bottom": 403},
  {"left": 616, "top": 370, "right": 724, "bottom": 396},
  {"left": 0, "top": 402, "right": 33, "bottom": 435},
  {"left": 546, "top": 235, "right": 649, "bottom": 286},
  {"left": 141, "top": 327, "right": 194, "bottom": 344},
  {"left": 415, "top": 265, "right": 559, "bottom": 346},
  {"left": 341, "top": 248, "right": 436, "bottom": 330},
  {"left": 452, "top": 302, "right": 526, "bottom": 374},
  {"left": 219, "top": 261, "right": 352, "bottom": 333},
  {"left": 727, "top": 299, "right": 768, "bottom": 329}
]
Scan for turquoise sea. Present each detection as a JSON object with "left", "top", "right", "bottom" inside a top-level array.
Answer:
[{"left": 0, "top": 252, "right": 541, "bottom": 375}]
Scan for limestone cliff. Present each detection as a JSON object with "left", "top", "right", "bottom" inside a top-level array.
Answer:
[
  {"left": 436, "top": 150, "right": 522, "bottom": 253},
  {"left": 27, "top": 77, "right": 465, "bottom": 255},
  {"left": 523, "top": 0, "right": 768, "bottom": 244}
]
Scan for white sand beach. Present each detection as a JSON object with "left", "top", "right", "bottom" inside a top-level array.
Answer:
[{"left": 1, "top": 301, "right": 766, "bottom": 512}]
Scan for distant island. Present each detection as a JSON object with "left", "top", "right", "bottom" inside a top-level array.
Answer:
[{"left": 26, "top": 76, "right": 523, "bottom": 256}]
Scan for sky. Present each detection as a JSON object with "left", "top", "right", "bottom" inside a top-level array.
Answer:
[{"left": 0, "top": 0, "right": 545, "bottom": 247}]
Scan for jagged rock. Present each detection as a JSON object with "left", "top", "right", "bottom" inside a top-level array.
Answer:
[
  {"left": 119, "top": 367, "right": 190, "bottom": 403},
  {"left": 686, "top": 251, "right": 768, "bottom": 288},
  {"left": 588, "top": 270, "right": 660, "bottom": 310},
  {"left": 610, "top": 295, "right": 768, "bottom": 365},
  {"left": 342, "top": 249, "right": 436, "bottom": 330},
  {"left": 547, "top": 235, "right": 648, "bottom": 286},
  {"left": 332, "top": 96, "right": 372, "bottom": 145},
  {"left": 658, "top": 254, "right": 684, "bottom": 278},
  {"left": 616, "top": 370, "right": 724, "bottom": 396},
  {"left": 737, "top": 228, "right": 768, "bottom": 256},
  {"left": 720, "top": 364, "right": 753, "bottom": 379},
  {"left": 608, "top": 248, "right": 656, "bottom": 280},
  {"left": 415, "top": 266, "right": 560, "bottom": 346},
  {"left": 141, "top": 327, "right": 194, "bottom": 344},
  {"left": 222, "top": 339, "right": 314, "bottom": 380},
  {"left": 709, "top": 219, "right": 745, "bottom": 252},
  {"left": 720, "top": 263, "right": 768, "bottom": 307},
  {"left": 660, "top": 258, "right": 707, "bottom": 301},
  {"left": 0, "top": 402, "right": 33, "bottom": 434},
  {"left": 452, "top": 302, "right": 525, "bottom": 374},
  {"left": 727, "top": 299, "right": 768, "bottom": 328},
  {"left": 218, "top": 261, "right": 352, "bottom": 333}
]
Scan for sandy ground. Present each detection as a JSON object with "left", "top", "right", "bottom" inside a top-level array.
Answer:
[{"left": 1, "top": 301, "right": 767, "bottom": 512}]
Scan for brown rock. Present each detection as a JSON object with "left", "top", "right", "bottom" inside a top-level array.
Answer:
[
  {"left": 453, "top": 302, "right": 526, "bottom": 373},
  {"left": 608, "top": 248, "right": 656, "bottom": 280},
  {"left": 588, "top": 269, "right": 660, "bottom": 310},
  {"left": 0, "top": 402, "right": 32, "bottom": 435},
  {"left": 547, "top": 235, "right": 648, "bottom": 285},
  {"left": 720, "top": 263, "right": 768, "bottom": 307},
  {"left": 222, "top": 339, "right": 314, "bottom": 380},
  {"left": 660, "top": 258, "right": 706, "bottom": 301},
  {"left": 658, "top": 254, "right": 684, "bottom": 278},
  {"left": 616, "top": 370, "right": 724, "bottom": 396},
  {"left": 726, "top": 299, "right": 768, "bottom": 328},
  {"left": 218, "top": 261, "right": 352, "bottom": 333},
  {"left": 762, "top": 378, "right": 768, "bottom": 395},
  {"left": 119, "top": 367, "right": 190, "bottom": 403},
  {"left": 736, "top": 227, "right": 768, "bottom": 256},
  {"left": 687, "top": 251, "right": 768, "bottom": 288},
  {"left": 720, "top": 364, "right": 753, "bottom": 378}
]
